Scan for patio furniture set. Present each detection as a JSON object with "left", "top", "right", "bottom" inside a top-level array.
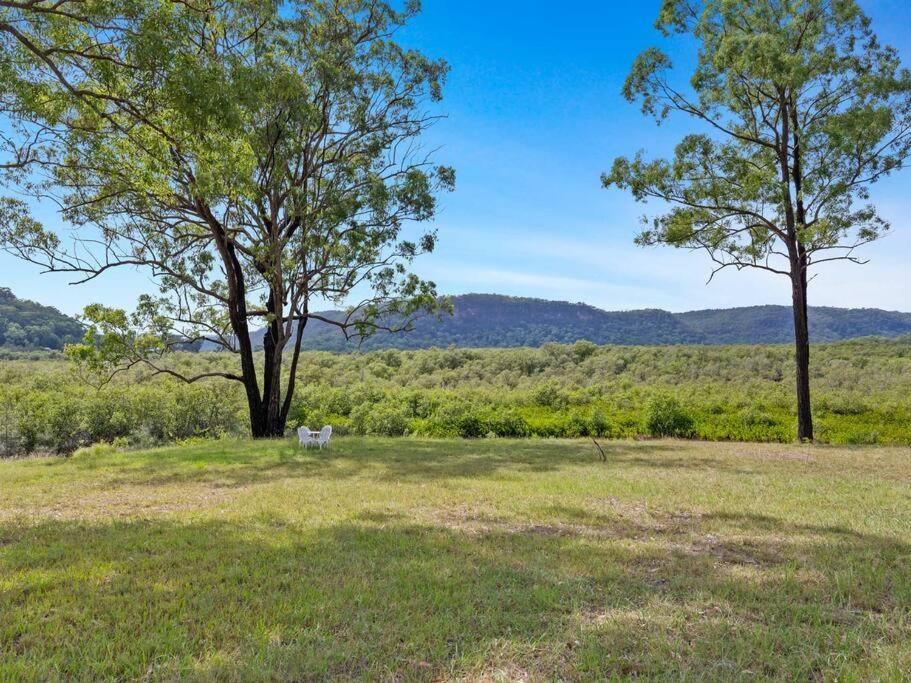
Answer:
[{"left": 297, "top": 425, "right": 333, "bottom": 450}]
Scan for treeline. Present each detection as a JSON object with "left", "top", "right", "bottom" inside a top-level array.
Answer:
[
  {"left": 4, "top": 288, "right": 911, "bottom": 353},
  {"left": 2, "top": 336, "right": 910, "bottom": 455},
  {"left": 244, "top": 294, "right": 911, "bottom": 352}
]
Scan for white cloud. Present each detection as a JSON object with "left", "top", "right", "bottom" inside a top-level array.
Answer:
[{"left": 421, "top": 224, "right": 911, "bottom": 312}]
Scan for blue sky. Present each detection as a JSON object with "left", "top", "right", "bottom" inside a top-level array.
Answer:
[{"left": 2, "top": 0, "right": 910, "bottom": 316}]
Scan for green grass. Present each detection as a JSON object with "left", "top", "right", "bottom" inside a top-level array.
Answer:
[{"left": 2, "top": 438, "right": 911, "bottom": 680}]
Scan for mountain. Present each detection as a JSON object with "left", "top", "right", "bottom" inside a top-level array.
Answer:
[
  {"left": 234, "top": 294, "right": 911, "bottom": 351},
  {"left": 3, "top": 288, "right": 909, "bottom": 352},
  {"left": 0, "top": 287, "right": 84, "bottom": 349},
  {"left": 677, "top": 305, "right": 911, "bottom": 344}
]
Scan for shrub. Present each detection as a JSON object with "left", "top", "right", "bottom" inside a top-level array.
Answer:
[
  {"left": 2, "top": 336, "right": 911, "bottom": 450},
  {"left": 348, "top": 403, "right": 371, "bottom": 435},
  {"left": 571, "top": 340, "right": 599, "bottom": 362},
  {"left": 589, "top": 408, "right": 611, "bottom": 437},
  {"left": 71, "top": 442, "right": 119, "bottom": 458},
  {"left": 486, "top": 409, "right": 530, "bottom": 438},
  {"left": 644, "top": 394, "right": 694, "bottom": 438},
  {"left": 569, "top": 411, "right": 590, "bottom": 437},
  {"left": 365, "top": 404, "right": 409, "bottom": 436},
  {"left": 426, "top": 399, "right": 476, "bottom": 437},
  {"left": 524, "top": 412, "right": 576, "bottom": 438},
  {"left": 532, "top": 383, "right": 569, "bottom": 410},
  {"left": 83, "top": 391, "right": 134, "bottom": 444},
  {"left": 816, "top": 394, "right": 868, "bottom": 416},
  {"left": 456, "top": 413, "right": 486, "bottom": 439}
]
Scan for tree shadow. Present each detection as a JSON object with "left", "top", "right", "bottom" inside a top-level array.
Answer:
[
  {"left": 614, "top": 454, "right": 752, "bottom": 473},
  {"left": 90, "top": 438, "right": 701, "bottom": 491},
  {"left": 2, "top": 508, "right": 909, "bottom": 680},
  {"left": 702, "top": 510, "right": 871, "bottom": 539}
]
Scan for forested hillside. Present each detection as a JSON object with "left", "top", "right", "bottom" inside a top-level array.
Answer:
[
  {"left": 0, "top": 288, "right": 83, "bottom": 349},
  {"left": 678, "top": 306, "right": 911, "bottom": 344},
  {"left": 242, "top": 294, "right": 911, "bottom": 351},
  {"left": 252, "top": 295, "right": 703, "bottom": 351},
  {"left": 4, "top": 289, "right": 911, "bottom": 351}
]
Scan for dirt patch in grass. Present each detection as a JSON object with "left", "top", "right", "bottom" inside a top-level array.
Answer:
[
  {"left": 406, "top": 499, "right": 793, "bottom": 580},
  {"left": 407, "top": 499, "right": 725, "bottom": 548},
  {"left": 464, "top": 662, "right": 532, "bottom": 682},
  {"left": 733, "top": 445, "right": 817, "bottom": 462},
  {"left": 409, "top": 504, "right": 644, "bottom": 540},
  {"left": 671, "top": 534, "right": 784, "bottom": 567},
  {"left": 0, "top": 483, "right": 246, "bottom": 522}
]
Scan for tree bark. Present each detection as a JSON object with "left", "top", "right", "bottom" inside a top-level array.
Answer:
[
  {"left": 791, "top": 267, "right": 813, "bottom": 442},
  {"left": 200, "top": 202, "right": 269, "bottom": 438},
  {"left": 279, "top": 314, "right": 308, "bottom": 426},
  {"left": 258, "top": 288, "right": 286, "bottom": 438},
  {"left": 249, "top": 324, "right": 288, "bottom": 439},
  {"left": 254, "top": 391, "right": 288, "bottom": 438},
  {"left": 246, "top": 379, "right": 288, "bottom": 438},
  {"left": 779, "top": 90, "right": 814, "bottom": 443},
  {"left": 234, "top": 287, "right": 291, "bottom": 439}
]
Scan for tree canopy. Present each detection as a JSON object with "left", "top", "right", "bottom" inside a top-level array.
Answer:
[
  {"left": 0, "top": 0, "right": 453, "bottom": 435},
  {"left": 606, "top": 0, "right": 910, "bottom": 277}
]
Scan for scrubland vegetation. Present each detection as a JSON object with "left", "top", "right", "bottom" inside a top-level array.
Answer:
[{"left": 2, "top": 336, "right": 910, "bottom": 455}]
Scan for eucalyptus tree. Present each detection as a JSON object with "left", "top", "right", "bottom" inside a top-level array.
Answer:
[
  {"left": 0, "top": 0, "right": 453, "bottom": 437},
  {"left": 604, "top": 0, "right": 911, "bottom": 441}
]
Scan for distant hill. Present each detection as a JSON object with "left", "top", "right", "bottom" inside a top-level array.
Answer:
[
  {"left": 4, "top": 288, "right": 910, "bottom": 352},
  {"left": 233, "top": 294, "right": 911, "bottom": 351},
  {"left": 0, "top": 287, "right": 84, "bottom": 349},
  {"left": 677, "top": 305, "right": 911, "bottom": 344}
]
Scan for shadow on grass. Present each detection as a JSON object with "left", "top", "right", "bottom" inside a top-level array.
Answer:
[
  {"left": 79, "top": 438, "right": 755, "bottom": 491},
  {"left": 703, "top": 510, "right": 874, "bottom": 539},
  {"left": 2, "top": 509, "right": 909, "bottom": 680}
]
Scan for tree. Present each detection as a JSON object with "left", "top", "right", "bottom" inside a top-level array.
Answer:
[
  {"left": 604, "top": 0, "right": 911, "bottom": 441},
  {"left": 0, "top": 0, "right": 453, "bottom": 437}
]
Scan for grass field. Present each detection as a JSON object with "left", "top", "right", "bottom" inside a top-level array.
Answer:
[{"left": 2, "top": 438, "right": 911, "bottom": 680}]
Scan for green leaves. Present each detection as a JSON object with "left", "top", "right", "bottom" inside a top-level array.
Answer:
[
  {"left": 0, "top": 198, "right": 60, "bottom": 261},
  {"left": 606, "top": 0, "right": 911, "bottom": 280},
  {"left": 1, "top": 1, "right": 452, "bottom": 427},
  {"left": 623, "top": 48, "right": 673, "bottom": 119}
]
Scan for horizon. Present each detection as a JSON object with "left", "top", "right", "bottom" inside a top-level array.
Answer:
[
  {"left": 5, "top": 285, "right": 911, "bottom": 318},
  {"left": 1, "top": 0, "right": 910, "bottom": 317}
]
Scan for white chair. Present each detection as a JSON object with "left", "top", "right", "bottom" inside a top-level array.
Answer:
[
  {"left": 297, "top": 426, "right": 316, "bottom": 449},
  {"left": 318, "top": 425, "right": 332, "bottom": 450}
]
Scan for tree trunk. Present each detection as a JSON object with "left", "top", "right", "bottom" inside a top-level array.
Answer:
[
  {"left": 778, "top": 91, "right": 813, "bottom": 442},
  {"left": 791, "top": 271, "right": 813, "bottom": 442},
  {"left": 259, "top": 329, "right": 284, "bottom": 437},
  {"left": 246, "top": 383, "right": 288, "bottom": 438},
  {"left": 199, "top": 204, "right": 290, "bottom": 440},
  {"left": 280, "top": 315, "right": 308, "bottom": 426},
  {"left": 239, "top": 310, "right": 290, "bottom": 440}
]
